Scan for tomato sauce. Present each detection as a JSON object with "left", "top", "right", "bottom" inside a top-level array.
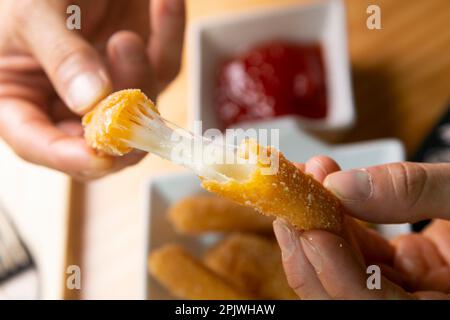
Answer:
[{"left": 216, "top": 41, "right": 327, "bottom": 128}]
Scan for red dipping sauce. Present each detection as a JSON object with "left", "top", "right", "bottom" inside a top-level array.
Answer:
[{"left": 216, "top": 41, "right": 327, "bottom": 128}]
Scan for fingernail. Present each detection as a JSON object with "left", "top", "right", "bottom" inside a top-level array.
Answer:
[
  {"left": 324, "top": 169, "right": 373, "bottom": 201},
  {"left": 66, "top": 70, "right": 110, "bottom": 114},
  {"left": 273, "top": 219, "right": 299, "bottom": 260},
  {"left": 300, "top": 235, "right": 323, "bottom": 274}
]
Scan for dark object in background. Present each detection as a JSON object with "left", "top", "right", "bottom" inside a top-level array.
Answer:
[
  {"left": 411, "top": 104, "right": 450, "bottom": 231},
  {"left": 413, "top": 106, "right": 450, "bottom": 163},
  {"left": 0, "top": 201, "right": 39, "bottom": 299}
]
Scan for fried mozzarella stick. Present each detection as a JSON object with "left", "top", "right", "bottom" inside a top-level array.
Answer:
[
  {"left": 83, "top": 89, "right": 344, "bottom": 233},
  {"left": 204, "top": 233, "right": 297, "bottom": 300},
  {"left": 168, "top": 195, "right": 273, "bottom": 234},
  {"left": 148, "top": 244, "right": 251, "bottom": 300},
  {"left": 201, "top": 140, "right": 344, "bottom": 233}
]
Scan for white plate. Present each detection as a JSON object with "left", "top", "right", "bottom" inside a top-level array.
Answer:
[
  {"left": 188, "top": 0, "right": 354, "bottom": 131},
  {"left": 143, "top": 120, "right": 410, "bottom": 299}
]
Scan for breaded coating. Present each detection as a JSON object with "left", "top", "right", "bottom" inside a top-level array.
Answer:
[
  {"left": 168, "top": 195, "right": 274, "bottom": 234},
  {"left": 202, "top": 140, "right": 344, "bottom": 234},
  {"left": 204, "top": 233, "right": 297, "bottom": 300},
  {"left": 83, "top": 89, "right": 159, "bottom": 155},
  {"left": 148, "top": 244, "right": 251, "bottom": 300}
]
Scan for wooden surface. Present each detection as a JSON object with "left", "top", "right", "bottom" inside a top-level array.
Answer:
[
  {"left": 0, "top": 141, "right": 70, "bottom": 299},
  {"left": 343, "top": 0, "right": 450, "bottom": 153},
  {"left": 67, "top": 0, "right": 450, "bottom": 299}
]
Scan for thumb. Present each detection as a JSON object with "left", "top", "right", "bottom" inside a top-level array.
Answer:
[
  {"left": 324, "top": 162, "right": 450, "bottom": 223},
  {"left": 19, "top": 1, "right": 111, "bottom": 114}
]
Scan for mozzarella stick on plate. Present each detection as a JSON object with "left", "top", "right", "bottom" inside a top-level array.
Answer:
[
  {"left": 204, "top": 233, "right": 297, "bottom": 300},
  {"left": 149, "top": 244, "right": 252, "bottom": 300},
  {"left": 168, "top": 195, "right": 273, "bottom": 234}
]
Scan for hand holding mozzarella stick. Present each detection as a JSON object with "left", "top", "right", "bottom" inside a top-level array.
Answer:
[
  {"left": 273, "top": 156, "right": 450, "bottom": 300},
  {"left": 82, "top": 89, "right": 345, "bottom": 233},
  {"left": 0, "top": 0, "right": 185, "bottom": 179}
]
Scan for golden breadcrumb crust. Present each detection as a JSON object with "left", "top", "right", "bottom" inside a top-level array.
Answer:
[
  {"left": 202, "top": 143, "right": 344, "bottom": 234},
  {"left": 82, "top": 89, "right": 158, "bottom": 155}
]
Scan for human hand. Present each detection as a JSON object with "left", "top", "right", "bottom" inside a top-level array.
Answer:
[
  {"left": 273, "top": 157, "right": 450, "bottom": 299},
  {"left": 0, "top": 0, "right": 185, "bottom": 179}
]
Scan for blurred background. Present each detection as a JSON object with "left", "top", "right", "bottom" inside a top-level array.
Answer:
[{"left": 1, "top": 0, "right": 450, "bottom": 299}]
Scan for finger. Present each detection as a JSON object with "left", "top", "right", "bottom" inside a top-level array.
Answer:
[
  {"left": 0, "top": 62, "right": 53, "bottom": 105},
  {"left": 0, "top": 98, "right": 112, "bottom": 177},
  {"left": 148, "top": 0, "right": 185, "bottom": 91},
  {"left": 106, "top": 30, "right": 157, "bottom": 98},
  {"left": 414, "top": 291, "right": 450, "bottom": 299},
  {"left": 350, "top": 219, "right": 395, "bottom": 265},
  {"left": 303, "top": 157, "right": 363, "bottom": 257},
  {"left": 56, "top": 120, "right": 84, "bottom": 137},
  {"left": 304, "top": 156, "right": 340, "bottom": 182},
  {"left": 423, "top": 220, "right": 450, "bottom": 265},
  {"left": 18, "top": 1, "right": 112, "bottom": 114},
  {"left": 55, "top": 121, "right": 146, "bottom": 174},
  {"left": 378, "top": 263, "right": 409, "bottom": 289},
  {"left": 49, "top": 100, "right": 80, "bottom": 122},
  {"left": 324, "top": 162, "right": 450, "bottom": 223},
  {"left": 300, "top": 229, "right": 412, "bottom": 299},
  {"left": 112, "top": 149, "right": 147, "bottom": 169},
  {"left": 392, "top": 233, "right": 447, "bottom": 290},
  {"left": 105, "top": 31, "right": 153, "bottom": 168},
  {"left": 273, "top": 219, "right": 330, "bottom": 299},
  {"left": 0, "top": 98, "right": 142, "bottom": 179},
  {"left": 419, "top": 267, "right": 450, "bottom": 292},
  {"left": 391, "top": 235, "right": 429, "bottom": 289},
  {"left": 294, "top": 163, "right": 305, "bottom": 172}
]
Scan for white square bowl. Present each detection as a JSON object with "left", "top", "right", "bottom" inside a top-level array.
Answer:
[{"left": 188, "top": 0, "right": 354, "bottom": 131}]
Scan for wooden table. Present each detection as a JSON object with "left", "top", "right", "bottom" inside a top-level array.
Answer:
[{"left": 66, "top": 0, "right": 450, "bottom": 299}]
